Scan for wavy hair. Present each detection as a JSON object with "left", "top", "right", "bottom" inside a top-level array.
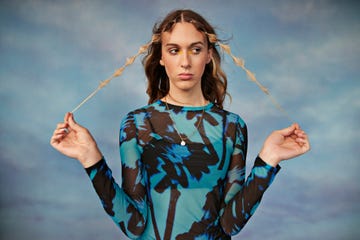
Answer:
[
  {"left": 71, "top": 9, "right": 285, "bottom": 116},
  {"left": 142, "top": 9, "right": 228, "bottom": 108}
]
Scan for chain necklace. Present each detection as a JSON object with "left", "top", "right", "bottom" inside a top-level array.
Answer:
[{"left": 164, "top": 97, "right": 205, "bottom": 146}]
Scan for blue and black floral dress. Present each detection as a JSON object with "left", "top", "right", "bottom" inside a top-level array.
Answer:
[{"left": 86, "top": 100, "right": 280, "bottom": 239}]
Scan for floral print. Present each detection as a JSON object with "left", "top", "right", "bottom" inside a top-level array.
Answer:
[{"left": 86, "top": 100, "right": 280, "bottom": 239}]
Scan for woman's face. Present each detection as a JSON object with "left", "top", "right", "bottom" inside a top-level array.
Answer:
[{"left": 160, "top": 22, "right": 212, "bottom": 95}]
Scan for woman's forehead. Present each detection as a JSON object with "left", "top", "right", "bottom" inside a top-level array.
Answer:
[{"left": 161, "top": 22, "right": 207, "bottom": 46}]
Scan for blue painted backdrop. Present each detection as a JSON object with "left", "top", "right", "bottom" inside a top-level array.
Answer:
[{"left": 1, "top": 0, "right": 359, "bottom": 239}]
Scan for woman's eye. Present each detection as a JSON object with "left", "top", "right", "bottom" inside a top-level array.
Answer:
[
  {"left": 191, "top": 47, "right": 202, "bottom": 54},
  {"left": 169, "top": 48, "right": 179, "bottom": 55},
  {"left": 167, "top": 47, "right": 202, "bottom": 55}
]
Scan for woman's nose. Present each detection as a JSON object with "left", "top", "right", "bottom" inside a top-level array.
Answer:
[{"left": 180, "top": 51, "right": 191, "bottom": 69}]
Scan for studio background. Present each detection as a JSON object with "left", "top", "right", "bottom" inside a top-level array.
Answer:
[{"left": 1, "top": 0, "right": 359, "bottom": 239}]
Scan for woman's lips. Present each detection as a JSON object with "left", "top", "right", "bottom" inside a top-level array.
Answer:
[{"left": 178, "top": 73, "right": 193, "bottom": 80}]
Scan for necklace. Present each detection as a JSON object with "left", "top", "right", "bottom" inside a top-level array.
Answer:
[{"left": 164, "top": 97, "right": 205, "bottom": 146}]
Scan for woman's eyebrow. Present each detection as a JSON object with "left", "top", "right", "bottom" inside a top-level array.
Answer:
[{"left": 165, "top": 41, "right": 205, "bottom": 47}]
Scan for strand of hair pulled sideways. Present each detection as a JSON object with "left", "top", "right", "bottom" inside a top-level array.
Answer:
[
  {"left": 71, "top": 32, "right": 291, "bottom": 121},
  {"left": 206, "top": 33, "right": 292, "bottom": 121},
  {"left": 71, "top": 35, "right": 160, "bottom": 113}
]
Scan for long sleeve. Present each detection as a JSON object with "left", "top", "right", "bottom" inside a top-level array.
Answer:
[
  {"left": 220, "top": 117, "right": 281, "bottom": 235},
  {"left": 85, "top": 112, "right": 148, "bottom": 239},
  {"left": 84, "top": 101, "right": 281, "bottom": 239}
]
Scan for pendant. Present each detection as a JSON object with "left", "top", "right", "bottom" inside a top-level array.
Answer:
[{"left": 180, "top": 140, "right": 186, "bottom": 146}]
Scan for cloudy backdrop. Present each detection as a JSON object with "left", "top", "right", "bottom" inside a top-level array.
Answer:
[{"left": 1, "top": 0, "right": 359, "bottom": 239}]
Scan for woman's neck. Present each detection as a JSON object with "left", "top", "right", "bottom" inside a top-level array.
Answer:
[{"left": 164, "top": 91, "right": 208, "bottom": 107}]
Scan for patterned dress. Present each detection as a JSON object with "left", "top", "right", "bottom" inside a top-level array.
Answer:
[{"left": 86, "top": 100, "right": 280, "bottom": 239}]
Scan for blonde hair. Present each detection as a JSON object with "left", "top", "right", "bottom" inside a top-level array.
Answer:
[{"left": 71, "top": 9, "right": 289, "bottom": 118}]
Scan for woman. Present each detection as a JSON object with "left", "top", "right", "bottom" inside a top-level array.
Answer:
[{"left": 51, "top": 9, "right": 310, "bottom": 240}]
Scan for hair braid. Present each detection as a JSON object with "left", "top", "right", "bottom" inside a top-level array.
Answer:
[
  {"left": 71, "top": 37, "right": 156, "bottom": 113},
  {"left": 71, "top": 9, "right": 290, "bottom": 119},
  {"left": 206, "top": 32, "right": 291, "bottom": 119}
]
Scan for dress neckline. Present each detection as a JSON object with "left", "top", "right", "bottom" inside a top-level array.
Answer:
[{"left": 157, "top": 99, "right": 214, "bottom": 111}]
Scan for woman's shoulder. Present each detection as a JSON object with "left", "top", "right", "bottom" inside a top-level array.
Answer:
[
  {"left": 122, "top": 100, "right": 163, "bottom": 119},
  {"left": 132, "top": 100, "right": 163, "bottom": 113},
  {"left": 212, "top": 105, "right": 246, "bottom": 126}
]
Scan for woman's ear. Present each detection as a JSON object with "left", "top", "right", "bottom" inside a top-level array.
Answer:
[
  {"left": 160, "top": 59, "right": 164, "bottom": 66},
  {"left": 207, "top": 48, "right": 213, "bottom": 64}
]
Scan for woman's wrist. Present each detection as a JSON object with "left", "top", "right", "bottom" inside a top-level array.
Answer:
[
  {"left": 78, "top": 145, "right": 103, "bottom": 168},
  {"left": 259, "top": 149, "right": 281, "bottom": 167}
]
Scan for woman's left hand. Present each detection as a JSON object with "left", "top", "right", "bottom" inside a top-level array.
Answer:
[{"left": 259, "top": 123, "right": 310, "bottom": 167}]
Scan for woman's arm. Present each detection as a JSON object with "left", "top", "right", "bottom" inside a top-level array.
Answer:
[
  {"left": 50, "top": 112, "right": 148, "bottom": 239},
  {"left": 220, "top": 120, "right": 310, "bottom": 235}
]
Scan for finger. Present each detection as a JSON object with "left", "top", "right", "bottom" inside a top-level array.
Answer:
[
  {"left": 51, "top": 129, "right": 67, "bottom": 141},
  {"left": 297, "top": 131, "right": 308, "bottom": 141},
  {"left": 56, "top": 123, "right": 68, "bottom": 131},
  {"left": 51, "top": 135, "right": 62, "bottom": 144},
  {"left": 295, "top": 137, "right": 307, "bottom": 144},
  {"left": 51, "top": 133, "right": 64, "bottom": 145},
  {"left": 67, "top": 113, "right": 83, "bottom": 131},
  {"left": 293, "top": 131, "right": 304, "bottom": 139},
  {"left": 295, "top": 128, "right": 305, "bottom": 134},
  {"left": 297, "top": 136, "right": 310, "bottom": 149},
  {"left": 52, "top": 123, "right": 71, "bottom": 138},
  {"left": 278, "top": 123, "right": 297, "bottom": 136},
  {"left": 64, "top": 112, "right": 71, "bottom": 123},
  {"left": 54, "top": 128, "right": 68, "bottom": 135}
]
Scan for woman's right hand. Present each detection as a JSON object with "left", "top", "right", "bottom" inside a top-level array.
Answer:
[{"left": 50, "top": 112, "right": 102, "bottom": 168}]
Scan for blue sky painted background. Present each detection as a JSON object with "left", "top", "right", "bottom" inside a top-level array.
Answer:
[{"left": 1, "top": 0, "right": 359, "bottom": 239}]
